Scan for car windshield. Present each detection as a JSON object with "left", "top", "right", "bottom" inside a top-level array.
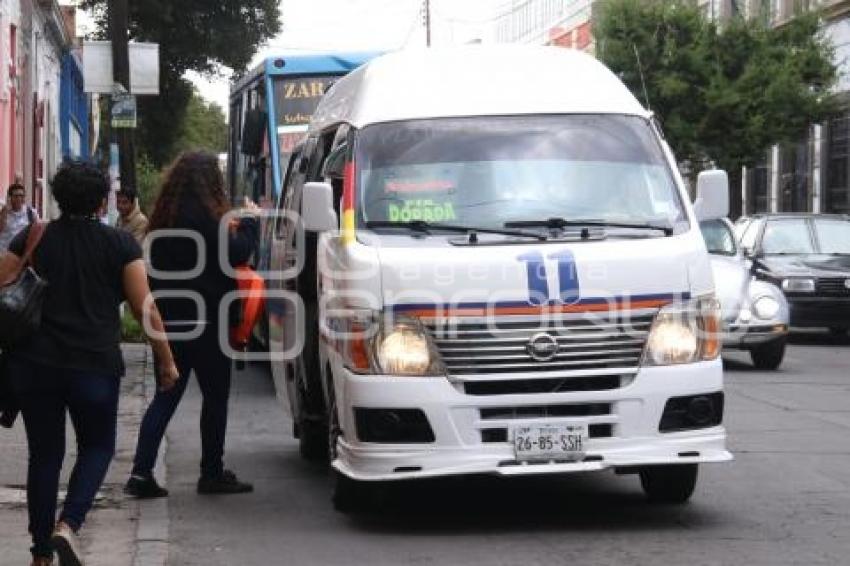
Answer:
[
  {"left": 700, "top": 219, "right": 736, "bottom": 255},
  {"left": 813, "top": 218, "right": 850, "bottom": 254},
  {"left": 761, "top": 219, "right": 815, "bottom": 255},
  {"left": 354, "top": 115, "right": 687, "bottom": 233}
]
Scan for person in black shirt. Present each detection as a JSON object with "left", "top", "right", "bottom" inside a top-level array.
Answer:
[
  {"left": 0, "top": 161, "right": 179, "bottom": 566},
  {"left": 126, "top": 151, "right": 259, "bottom": 499}
]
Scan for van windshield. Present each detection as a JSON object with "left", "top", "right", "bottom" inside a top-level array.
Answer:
[{"left": 355, "top": 115, "right": 687, "bottom": 233}]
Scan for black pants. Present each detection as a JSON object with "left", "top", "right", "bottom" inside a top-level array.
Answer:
[
  {"left": 9, "top": 358, "right": 119, "bottom": 559},
  {"left": 132, "top": 329, "right": 232, "bottom": 479}
]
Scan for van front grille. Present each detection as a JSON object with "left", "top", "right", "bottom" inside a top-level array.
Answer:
[
  {"left": 480, "top": 403, "right": 612, "bottom": 420},
  {"left": 463, "top": 374, "right": 627, "bottom": 395},
  {"left": 424, "top": 312, "right": 654, "bottom": 377}
]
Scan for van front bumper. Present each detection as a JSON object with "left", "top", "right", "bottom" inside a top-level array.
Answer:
[{"left": 332, "top": 360, "right": 732, "bottom": 481}]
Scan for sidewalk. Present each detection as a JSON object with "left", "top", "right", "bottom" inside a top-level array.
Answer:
[{"left": 0, "top": 344, "right": 165, "bottom": 566}]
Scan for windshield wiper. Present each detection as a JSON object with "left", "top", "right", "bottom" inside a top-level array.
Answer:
[
  {"left": 504, "top": 217, "right": 674, "bottom": 236},
  {"left": 365, "top": 220, "right": 547, "bottom": 241}
]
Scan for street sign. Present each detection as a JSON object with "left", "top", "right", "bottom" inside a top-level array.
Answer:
[
  {"left": 83, "top": 41, "right": 160, "bottom": 95},
  {"left": 111, "top": 94, "right": 137, "bottom": 129}
]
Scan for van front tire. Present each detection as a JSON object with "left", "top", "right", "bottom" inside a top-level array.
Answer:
[
  {"left": 332, "top": 472, "right": 383, "bottom": 513},
  {"left": 639, "top": 464, "right": 698, "bottom": 504}
]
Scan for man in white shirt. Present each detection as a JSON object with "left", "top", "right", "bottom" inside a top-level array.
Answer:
[{"left": 0, "top": 183, "right": 39, "bottom": 252}]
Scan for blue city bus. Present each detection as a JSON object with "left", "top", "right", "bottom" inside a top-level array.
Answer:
[
  {"left": 227, "top": 52, "right": 380, "bottom": 208},
  {"left": 228, "top": 51, "right": 379, "bottom": 350}
]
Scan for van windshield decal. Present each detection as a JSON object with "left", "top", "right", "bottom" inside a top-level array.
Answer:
[
  {"left": 356, "top": 115, "right": 687, "bottom": 233},
  {"left": 387, "top": 199, "right": 457, "bottom": 223}
]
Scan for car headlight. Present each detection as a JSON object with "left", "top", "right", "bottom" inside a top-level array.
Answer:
[
  {"left": 752, "top": 295, "right": 780, "bottom": 320},
  {"left": 643, "top": 297, "right": 721, "bottom": 366},
  {"left": 329, "top": 312, "right": 445, "bottom": 376},
  {"left": 781, "top": 278, "right": 815, "bottom": 293}
]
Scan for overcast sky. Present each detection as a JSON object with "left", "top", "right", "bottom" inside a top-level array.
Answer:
[
  {"left": 186, "top": 0, "right": 508, "bottom": 111},
  {"left": 74, "top": 0, "right": 511, "bottom": 112}
]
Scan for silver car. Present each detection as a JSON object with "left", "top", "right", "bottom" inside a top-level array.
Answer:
[{"left": 700, "top": 218, "right": 789, "bottom": 370}]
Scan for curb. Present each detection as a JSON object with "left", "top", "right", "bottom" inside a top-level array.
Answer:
[{"left": 132, "top": 346, "right": 170, "bottom": 566}]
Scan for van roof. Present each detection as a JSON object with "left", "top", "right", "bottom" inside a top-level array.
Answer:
[{"left": 310, "top": 46, "right": 649, "bottom": 132}]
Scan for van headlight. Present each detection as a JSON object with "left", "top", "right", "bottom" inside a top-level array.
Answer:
[
  {"left": 329, "top": 312, "right": 445, "bottom": 376},
  {"left": 376, "top": 320, "right": 444, "bottom": 376},
  {"left": 643, "top": 297, "right": 721, "bottom": 366}
]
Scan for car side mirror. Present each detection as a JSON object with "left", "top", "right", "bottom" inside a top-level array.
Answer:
[
  {"left": 693, "top": 170, "right": 730, "bottom": 221},
  {"left": 302, "top": 182, "right": 338, "bottom": 232}
]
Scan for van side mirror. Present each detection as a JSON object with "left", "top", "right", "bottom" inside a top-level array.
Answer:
[
  {"left": 694, "top": 170, "right": 730, "bottom": 221},
  {"left": 302, "top": 182, "right": 338, "bottom": 232}
]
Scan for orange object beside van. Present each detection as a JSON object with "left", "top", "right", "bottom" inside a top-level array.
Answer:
[{"left": 230, "top": 265, "right": 265, "bottom": 350}]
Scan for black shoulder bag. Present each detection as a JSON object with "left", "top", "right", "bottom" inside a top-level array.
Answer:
[
  {"left": 0, "top": 222, "right": 48, "bottom": 348},
  {"left": 0, "top": 223, "right": 48, "bottom": 428}
]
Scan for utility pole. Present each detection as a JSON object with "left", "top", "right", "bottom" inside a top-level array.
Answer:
[
  {"left": 424, "top": 0, "right": 431, "bottom": 47},
  {"left": 109, "top": 0, "right": 135, "bottom": 191}
]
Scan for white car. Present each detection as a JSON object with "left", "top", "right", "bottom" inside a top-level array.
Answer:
[{"left": 700, "top": 218, "right": 789, "bottom": 369}]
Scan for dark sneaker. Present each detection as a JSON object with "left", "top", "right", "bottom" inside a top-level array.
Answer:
[
  {"left": 197, "top": 470, "right": 254, "bottom": 495},
  {"left": 51, "top": 521, "right": 83, "bottom": 566},
  {"left": 124, "top": 475, "right": 169, "bottom": 499}
]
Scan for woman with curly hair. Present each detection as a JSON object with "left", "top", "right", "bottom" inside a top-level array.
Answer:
[
  {"left": 0, "top": 160, "right": 179, "bottom": 566},
  {"left": 126, "top": 151, "right": 259, "bottom": 499}
]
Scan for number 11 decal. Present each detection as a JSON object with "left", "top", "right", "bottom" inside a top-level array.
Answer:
[{"left": 518, "top": 251, "right": 580, "bottom": 306}]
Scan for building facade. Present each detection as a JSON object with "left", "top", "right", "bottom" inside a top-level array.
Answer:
[
  {"left": 0, "top": 0, "right": 90, "bottom": 218},
  {"left": 58, "top": 5, "right": 89, "bottom": 161},
  {"left": 489, "top": 0, "right": 850, "bottom": 217},
  {"left": 494, "top": 0, "right": 596, "bottom": 50}
]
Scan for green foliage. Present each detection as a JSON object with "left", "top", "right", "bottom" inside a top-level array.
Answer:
[
  {"left": 81, "top": 0, "right": 281, "bottom": 166},
  {"left": 594, "top": 0, "right": 837, "bottom": 175},
  {"left": 174, "top": 91, "right": 228, "bottom": 155},
  {"left": 121, "top": 308, "right": 146, "bottom": 344},
  {"left": 135, "top": 153, "right": 161, "bottom": 215},
  {"left": 133, "top": 90, "right": 226, "bottom": 215}
]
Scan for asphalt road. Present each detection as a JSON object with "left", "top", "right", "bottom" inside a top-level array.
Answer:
[{"left": 163, "top": 332, "right": 850, "bottom": 566}]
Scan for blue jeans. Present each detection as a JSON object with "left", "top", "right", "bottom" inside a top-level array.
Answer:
[
  {"left": 9, "top": 358, "right": 119, "bottom": 559},
  {"left": 132, "top": 331, "right": 232, "bottom": 479}
]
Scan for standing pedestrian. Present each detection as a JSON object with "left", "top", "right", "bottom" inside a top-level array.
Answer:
[
  {"left": 126, "top": 151, "right": 259, "bottom": 499},
  {"left": 116, "top": 187, "right": 149, "bottom": 245},
  {"left": 0, "top": 161, "right": 179, "bottom": 566},
  {"left": 0, "top": 183, "right": 39, "bottom": 253}
]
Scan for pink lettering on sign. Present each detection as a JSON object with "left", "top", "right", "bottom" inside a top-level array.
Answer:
[{"left": 385, "top": 180, "right": 454, "bottom": 194}]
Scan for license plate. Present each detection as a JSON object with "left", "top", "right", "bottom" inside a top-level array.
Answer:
[{"left": 513, "top": 424, "right": 588, "bottom": 462}]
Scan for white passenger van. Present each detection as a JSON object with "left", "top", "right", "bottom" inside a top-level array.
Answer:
[{"left": 268, "top": 46, "right": 732, "bottom": 510}]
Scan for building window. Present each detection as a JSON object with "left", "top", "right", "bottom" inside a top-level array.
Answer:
[
  {"left": 746, "top": 160, "right": 770, "bottom": 213},
  {"left": 779, "top": 139, "right": 810, "bottom": 212},
  {"left": 825, "top": 114, "right": 850, "bottom": 214}
]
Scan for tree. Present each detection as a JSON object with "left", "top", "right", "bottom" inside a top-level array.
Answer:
[
  {"left": 134, "top": 90, "right": 227, "bottom": 213},
  {"left": 174, "top": 90, "right": 228, "bottom": 155},
  {"left": 594, "top": 0, "right": 837, "bottom": 215},
  {"left": 81, "top": 0, "right": 281, "bottom": 166}
]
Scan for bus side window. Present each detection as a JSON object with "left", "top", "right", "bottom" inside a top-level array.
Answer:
[{"left": 276, "top": 150, "right": 302, "bottom": 240}]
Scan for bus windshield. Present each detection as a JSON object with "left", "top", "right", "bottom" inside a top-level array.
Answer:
[
  {"left": 356, "top": 115, "right": 687, "bottom": 232},
  {"left": 272, "top": 75, "right": 337, "bottom": 155},
  {"left": 228, "top": 52, "right": 379, "bottom": 207}
]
